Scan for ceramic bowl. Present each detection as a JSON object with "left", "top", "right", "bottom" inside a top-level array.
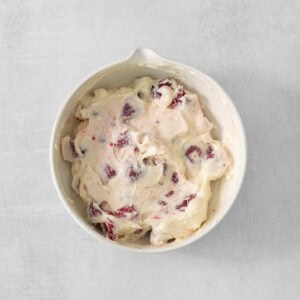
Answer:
[{"left": 50, "top": 48, "right": 247, "bottom": 253}]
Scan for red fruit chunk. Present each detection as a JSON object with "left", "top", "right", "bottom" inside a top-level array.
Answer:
[
  {"left": 122, "top": 103, "right": 135, "bottom": 118},
  {"left": 165, "top": 190, "right": 175, "bottom": 197},
  {"left": 157, "top": 78, "right": 174, "bottom": 88},
  {"left": 176, "top": 194, "right": 196, "bottom": 210},
  {"left": 158, "top": 82, "right": 173, "bottom": 89},
  {"left": 69, "top": 138, "right": 78, "bottom": 158},
  {"left": 152, "top": 78, "right": 175, "bottom": 99},
  {"left": 168, "top": 89, "right": 186, "bottom": 109},
  {"left": 115, "top": 137, "right": 129, "bottom": 148},
  {"left": 88, "top": 201, "right": 102, "bottom": 217},
  {"left": 206, "top": 145, "right": 215, "bottom": 159},
  {"left": 106, "top": 219, "right": 116, "bottom": 241},
  {"left": 104, "top": 165, "right": 117, "bottom": 179},
  {"left": 128, "top": 166, "right": 141, "bottom": 181},
  {"left": 151, "top": 86, "right": 162, "bottom": 99},
  {"left": 185, "top": 145, "right": 202, "bottom": 163},
  {"left": 83, "top": 184, "right": 88, "bottom": 191},
  {"left": 109, "top": 205, "right": 137, "bottom": 218},
  {"left": 110, "top": 132, "right": 129, "bottom": 148},
  {"left": 171, "top": 172, "right": 179, "bottom": 184}
]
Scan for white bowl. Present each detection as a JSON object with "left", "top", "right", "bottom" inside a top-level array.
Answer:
[{"left": 50, "top": 48, "right": 247, "bottom": 253}]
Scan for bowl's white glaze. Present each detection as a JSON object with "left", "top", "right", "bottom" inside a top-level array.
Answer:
[{"left": 50, "top": 48, "right": 247, "bottom": 253}]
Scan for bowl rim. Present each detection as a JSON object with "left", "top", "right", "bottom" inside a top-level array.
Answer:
[{"left": 50, "top": 48, "right": 247, "bottom": 253}]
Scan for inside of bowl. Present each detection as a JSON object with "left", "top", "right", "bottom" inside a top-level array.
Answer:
[{"left": 52, "top": 61, "right": 246, "bottom": 250}]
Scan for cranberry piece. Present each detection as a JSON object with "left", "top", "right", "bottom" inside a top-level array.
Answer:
[
  {"left": 206, "top": 145, "right": 215, "bottom": 159},
  {"left": 83, "top": 184, "right": 88, "bottom": 191},
  {"left": 106, "top": 219, "right": 115, "bottom": 241},
  {"left": 151, "top": 86, "right": 162, "bottom": 99},
  {"left": 176, "top": 194, "right": 196, "bottom": 210},
  {"left": 185, "top": 145, "right": 202, "bottom": 163},
  {"left": 152, "top": 78, "right": 175, "bottom": 99},
  {"left": 69, "top": 138, "right": 78, "bottom": 158},
  {"left": 122, "top": 103, "right": 135, "bottom": 118},
  {"left": 171, "top": 172, "right": 179, "bottom": 184},
  {"left": 115, "top": 137, "right": 128, "bottom": 148},
  {"left": 158, "top": 78, "right": 174, "bottom": 88},
  {"left": 109, "top": 205, "right": 137, "bottom": 218},
  {"left": 104, "top": 165, "right": 117, "bottom": 179},
  {"left": 168, "top": 89, "right": 186, "bottom": 109},
  {"left": 165, "top": 190, "right": 175, "bottom": 197},
  {"left": 110, "top": 132, "right": 129, "bottom": 148},
  {"left": 88, "top": 202, "right": 102, "bottom": 217},
  {"left": 128, "top": 165, "right": 141, "bottom": 181},
  {"left": 159, "top": 82, "right": 173, "bottom": 89}
]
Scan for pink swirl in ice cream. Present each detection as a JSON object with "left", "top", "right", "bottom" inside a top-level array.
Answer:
[{"left": 61, "top": 77, "right": 230, "bottom": 246}]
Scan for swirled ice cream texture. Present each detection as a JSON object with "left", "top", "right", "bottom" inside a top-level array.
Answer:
[{"left": 61, "top": 77, "right": 230, "bottom": 246}]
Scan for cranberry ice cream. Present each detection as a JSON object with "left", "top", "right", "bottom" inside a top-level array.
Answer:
[{"left": 61, "top": 77, "right": 230, "bottom": 246}]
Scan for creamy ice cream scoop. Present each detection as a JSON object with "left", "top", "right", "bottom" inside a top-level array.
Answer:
[{"left": 61, "top": 77, "right": 230, "bottom": 246}]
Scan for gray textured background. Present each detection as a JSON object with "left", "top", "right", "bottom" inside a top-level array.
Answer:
[{"left": 1, "top": 0, "right": 299, "bottom": 299}]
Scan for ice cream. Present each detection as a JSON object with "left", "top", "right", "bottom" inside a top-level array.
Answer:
[{"left": 61, "top": 77, "right": 230, "bottom": 246}]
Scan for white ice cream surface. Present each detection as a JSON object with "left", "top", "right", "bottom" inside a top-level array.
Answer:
[{"left": 61, "top": 77, "right": 230, "bottom": 246}]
